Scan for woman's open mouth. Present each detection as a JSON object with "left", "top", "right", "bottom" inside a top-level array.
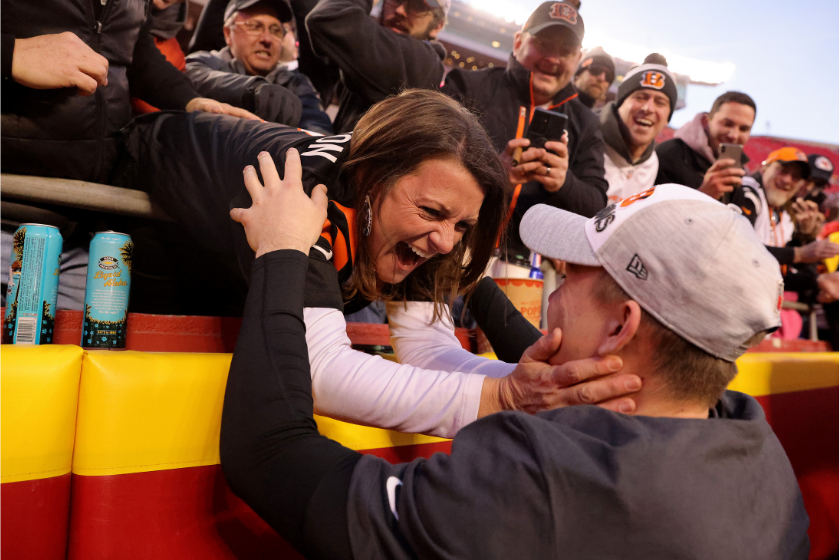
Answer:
[{"left": 394, "top": 241, "right": 432, "bottom": 269}]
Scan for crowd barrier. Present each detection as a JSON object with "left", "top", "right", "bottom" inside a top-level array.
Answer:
[{"left": 3, "top": 343, "right": 837, "bottom": 559}]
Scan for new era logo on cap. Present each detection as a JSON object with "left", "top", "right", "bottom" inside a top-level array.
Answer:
[
  {"left": 640, "top": 71, "right": 666, "bottom": 89},
  {"left": 549, "top": 2, "right": 578, "bottom": 23}
]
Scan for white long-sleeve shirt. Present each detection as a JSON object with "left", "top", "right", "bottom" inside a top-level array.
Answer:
[{"left": 304, "top": 302, "right": 515, "bottom": 439}]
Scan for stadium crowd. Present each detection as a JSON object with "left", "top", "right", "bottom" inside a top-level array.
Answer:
[{"left": 1, "top": 0, "right": 836, "bottom": 557}]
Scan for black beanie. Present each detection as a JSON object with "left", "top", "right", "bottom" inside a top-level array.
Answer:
[
  {"left": 575, "top": 48, "right": 615, "bottom": 84},
  {"left": 616, "top": 54, "right": 678, "bottom": 121}
]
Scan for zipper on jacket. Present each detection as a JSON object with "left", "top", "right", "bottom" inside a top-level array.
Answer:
[{"left": 90, "top": 0, "right": 114, "bottom": 182}]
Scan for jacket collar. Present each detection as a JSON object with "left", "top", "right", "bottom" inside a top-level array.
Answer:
[
  {"left": 505, "top": 54, "right": 579, "bottom": 109},
  {"left": 599, "top": 101, "right": 655, "bottom": 165}
]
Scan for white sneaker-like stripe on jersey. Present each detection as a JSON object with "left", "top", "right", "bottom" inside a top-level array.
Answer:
[
  {"left": 312, "top": 244, "right": 333, "bottom": 260},
  {"left": 386, "top": 476, "right": 403, "bottom": 520}
]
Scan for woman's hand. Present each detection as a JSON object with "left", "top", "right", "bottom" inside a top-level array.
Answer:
[
  {"left": 230, "top": 149, "right": 329, "bottom": 257},
  {"left": 479, "top": 329, "right": 641, "bottom": 417}
]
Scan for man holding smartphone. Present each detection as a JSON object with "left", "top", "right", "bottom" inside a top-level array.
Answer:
[
  {"left": 442, "top": 1, "right": 608, "bottom": 260},
  {"left": 655, "top": 91, "right": 756, "bottom": 200}
]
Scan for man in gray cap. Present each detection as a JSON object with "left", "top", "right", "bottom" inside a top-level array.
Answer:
[
  {"left": 220, "top": 179, "right": 810, "bottom": 558},
  {"left": 186, "top": 0, "right": 332, "bottom": 133},
  {"left": 443, "top": 1, "right": 608, "bottom": 268}
]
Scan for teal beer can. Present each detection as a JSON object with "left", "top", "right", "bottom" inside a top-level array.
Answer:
[
  {"left": 2, "top": 224, "right": 63, "bottom": 344},
  {"left": 82, "top": 231, "right": 133, "bottom": 349}
]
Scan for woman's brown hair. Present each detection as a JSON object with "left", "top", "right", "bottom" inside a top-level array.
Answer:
[{"left": 342, "top": 89, "right": 510, "bottom": 320}]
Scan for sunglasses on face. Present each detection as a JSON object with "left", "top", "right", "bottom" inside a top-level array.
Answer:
[{"left": 587, "top": 64, "right": 614, "bottom": 83}]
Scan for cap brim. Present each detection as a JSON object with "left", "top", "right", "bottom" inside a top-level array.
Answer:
[
  {"left": 520, "top": 205, "right": 599, "bottom": 266},
  {"left": 527, "top": 22, "right": 582, "bottom": 42},
  {"left": 225, "top": 0, "right": 293, "bottom": 22}
]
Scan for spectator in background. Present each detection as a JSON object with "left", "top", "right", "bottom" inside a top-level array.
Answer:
[
  {"left": 0, "top": 0, "right": 257, "bottom": 310},
  {"left": 306, "top": 0, "right": 450, "bottom": 133},
  {"left": 799, "top": 154, "right": 835, "bottom": 212},
  {"left": 443, "top": 1, "right": 607, "bottom": 264},
  {"left": 573, "top": 47, "right": 614, "bottom": 110},
  {"left": 734, "top": 148, "right": 839, "bottom": 314},
  {"left": 600, "top": 54, "right": 676, "bottom": 203},
  {"left": 656, "top": 91, "right": 754, "bottom": 200},
  {"left": 187, "top": 0, "right": 332, "bottom": 133}
]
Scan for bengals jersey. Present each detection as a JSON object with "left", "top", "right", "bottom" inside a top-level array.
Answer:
[{"left": 122, "top": 111, "right": 363, "bottom": 312}]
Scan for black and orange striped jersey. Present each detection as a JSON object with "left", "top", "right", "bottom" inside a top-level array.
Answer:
[{"left": 123, "top": 111, "right": 364, "bottom": 312}]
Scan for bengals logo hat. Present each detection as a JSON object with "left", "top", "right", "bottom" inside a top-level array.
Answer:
[
  {"left": 522, "top": 2, "right": 585, "bottom": 44},
  {"left": 520, "top": 185, "right": 783, "bottom": 362},
  {"left": 616, "top": 58, "right": 678, "bottom": 121}
]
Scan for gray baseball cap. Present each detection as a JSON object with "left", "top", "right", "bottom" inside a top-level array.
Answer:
[
  {"left": 520, "top": 185, "right": 783, "bottom": 362},
  {"left": 224, "top": 0, "right": 293, "bottom": 23}
]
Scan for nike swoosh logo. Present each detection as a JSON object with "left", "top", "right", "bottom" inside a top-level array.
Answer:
[
  {"left": 312, "top": 244, "right": 333, "bottom": 260},
  {"left": 386, "top": 476, "right": 403, "bottom": 520}
]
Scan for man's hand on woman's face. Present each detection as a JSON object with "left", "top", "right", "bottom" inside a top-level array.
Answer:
[
  {"left": 230, "top": 149, "right": 328, "bottom": 257},
  {"left": 479, "top": 328, "right": 641, "bottom": 418}
]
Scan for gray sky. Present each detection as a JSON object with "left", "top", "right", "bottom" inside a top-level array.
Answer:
[{"left": 480, "top": 0, "right": 839, "bottom": 144}]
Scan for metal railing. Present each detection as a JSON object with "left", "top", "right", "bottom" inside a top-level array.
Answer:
[{"left": 1, "top": 174, "right": 171, "bottom": 222}]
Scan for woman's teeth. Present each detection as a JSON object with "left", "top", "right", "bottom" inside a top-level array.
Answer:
[{"left": 409, "top": 244, "right": 433, "bottom": 259}]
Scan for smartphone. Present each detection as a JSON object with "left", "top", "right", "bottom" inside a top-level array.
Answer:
[
  {"left": 512, "top": 108, "right": 568, "bottom": 165},
  {"left": 526, "top": 108, "right": 568, "bottom": 150},
  {"left": 718, "top": 143, "right": 743, "bottom": 168}
]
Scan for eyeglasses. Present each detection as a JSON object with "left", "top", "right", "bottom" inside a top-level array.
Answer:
[
  {"left": 231, "top": 20, "right": 286, "bottom": 39},
  {"left": 384, "top": 0, "right": 433, "bottom": 17}
]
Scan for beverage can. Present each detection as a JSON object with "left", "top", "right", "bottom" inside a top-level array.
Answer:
[
  {"left": 82, "top": 231, "right": 132, "bottom": 349},
  {"left": 2, "top": 224, "right": 63, "bottom": 344}
]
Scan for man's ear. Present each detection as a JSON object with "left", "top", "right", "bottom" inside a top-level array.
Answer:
[
  {"left": 512, "top": 31, "right": 523, "bottom": 56},
  {"left": 223, "top": 25, "right": 233, "bottom": 48},
  {"left": 597, "top": 300, "right": 641, "bottom": 356},
  {"left": 427, "top": 19, "right": 445, "bottom": 40}
]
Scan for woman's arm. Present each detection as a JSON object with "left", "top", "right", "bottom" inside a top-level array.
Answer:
[
  {"left": 386, "top": 300, "right": 516, "bottom": 378},
  {"left": 305, "top": 306, "right": 486, "bottom": 438}
]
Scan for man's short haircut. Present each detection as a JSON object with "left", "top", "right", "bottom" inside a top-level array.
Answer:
[
  {"left": 709, "top": 91, "right": 757, "bottom": 118},
  {"left": 429, "top": 7, "right": 446, "bottom": 30},
  {"left": 593, "top": 271, "right": 764, "bottom": 408}
]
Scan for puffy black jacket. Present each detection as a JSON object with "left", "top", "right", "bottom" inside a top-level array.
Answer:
[
  {"left": 1, "top": 0, "right": 197, "bottom": 183},
  {"left": 443, "top": 55, "right": 608, "bottom": 255}
]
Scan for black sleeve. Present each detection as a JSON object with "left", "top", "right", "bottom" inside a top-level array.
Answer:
[
  {"left": 305, "top": 0, "right": 444, "bottom": 103},
  {"left": 542, "top": 121, "right": 608, "bottom": 218},
  {"left": 766, "top": 245, "right": 796, "bottom": 266},
  {"left": 127, "top": 18, "right": 197, "bottom": 110},
  {"left": 782, "top": 263, "right": 820, "bottom": 303},
  {"left": 730, "top": 183, "right": 759, "bottom": 227},
  {"left": 467, "top": 276, "right": 541, "bottom": 363},
  {"left": 220, "top": 249, "right": 361, "bottom": 560},
  {"left": 187, "top": 0, "right": 228, "bottom": 53},
  {"left": 2, "top": 33, "right": 14, "bottom": 79},
  {"left": 290, "top": 0, "right": 341, "bottom": 103},
  {"left": 185, "top": 53, "right": 267, "bottom": 106}
]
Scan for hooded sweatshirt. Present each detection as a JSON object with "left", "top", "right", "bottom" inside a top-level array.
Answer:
[
  {"left": 599, "top": 102, "right": 659, "bottom": 202},
  {"left": 655, "top": 112, "right": 749, "bottom": 189}
]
